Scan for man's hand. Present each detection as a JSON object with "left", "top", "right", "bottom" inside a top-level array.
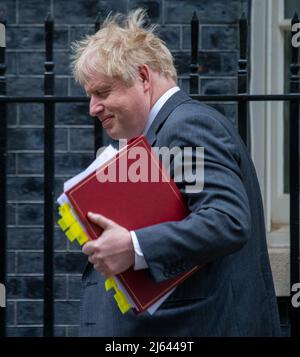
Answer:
[{"left": 82, "top": 212, "right": 135, "bottom": 278}]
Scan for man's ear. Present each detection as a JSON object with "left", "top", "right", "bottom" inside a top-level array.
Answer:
[{"left": 138, "top": 64, "right": 151, "bottom": 91}]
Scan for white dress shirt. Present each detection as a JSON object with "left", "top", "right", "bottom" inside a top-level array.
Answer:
[{"left": 130, "top": 86, "right": 180, "bottom": 270}]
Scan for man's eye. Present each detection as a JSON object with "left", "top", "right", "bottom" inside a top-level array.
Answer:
[{"left": 96, "top": 90, "right": 109, "bottom": 98}]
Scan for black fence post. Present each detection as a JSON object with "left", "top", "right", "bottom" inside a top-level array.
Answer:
[
  {"left": 0, "top": 19, "right": 7, "bottom": 338},
  {"left": 289, "top": 11, "right": 300, "bottom": 338},
  {"left": 43, "top": 12, "right": 55, "bottom": 337},
  {"left": 189, "top": 12, "right": 199, "bottom": 94},
  {"left": 94, "top": 12, "right": 103, "bottom": 154},
  {"left": 238, "top": 13, "right": 249, "bottom": 148}
]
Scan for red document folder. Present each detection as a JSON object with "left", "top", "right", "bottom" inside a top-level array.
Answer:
[{"left": 66, "top": 136, "right": 199, "bottom": 313}]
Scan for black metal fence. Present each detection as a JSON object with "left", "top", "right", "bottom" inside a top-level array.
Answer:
[{"left": 0, "top": 11, "right": 299, "bottom": 337}]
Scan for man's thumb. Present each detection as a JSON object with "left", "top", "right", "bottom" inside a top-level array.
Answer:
[{"left": 87, "top": 212, "right": 114, "bottom": 229}]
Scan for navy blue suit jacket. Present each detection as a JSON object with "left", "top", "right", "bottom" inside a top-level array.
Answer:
[{"left": 79, "top": 90, "right": 281, "bottom": 336}]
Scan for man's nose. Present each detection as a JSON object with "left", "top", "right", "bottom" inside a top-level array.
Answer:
[{"left": 89, "top": 96, "right": 104, "bottom": 117}]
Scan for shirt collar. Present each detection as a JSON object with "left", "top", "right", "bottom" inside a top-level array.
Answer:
[{"left": 143, "top": 86, "right": 180, "bottom": 135}]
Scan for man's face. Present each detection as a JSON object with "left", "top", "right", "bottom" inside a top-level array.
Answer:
[{"left": 85, "top": 72, "right": 150, "bottom": 140}]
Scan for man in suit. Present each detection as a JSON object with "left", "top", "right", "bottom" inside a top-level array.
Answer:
[{"left": 71, "top": 8, "right": 281, "bottom": 336}]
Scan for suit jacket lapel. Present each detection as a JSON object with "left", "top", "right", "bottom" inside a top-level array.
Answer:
[{"left": 145, "top": 89, "right": 191, "bottom": 146}]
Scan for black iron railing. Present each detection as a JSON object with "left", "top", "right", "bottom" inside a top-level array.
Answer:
[
  {"left": 43, "top": 12, "right": 55, "bottom": 338},
  {"left": 0, "top": 11, "right": 299, "bottom": 337},
  {"left": 0, "top": 19, "right": 6, "bottom": 340}
]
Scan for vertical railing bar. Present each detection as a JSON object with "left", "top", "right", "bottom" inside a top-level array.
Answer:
[
  {"left": 94, "top": 12, "right": 103, "bottom": 154},
  {"left": 43, "top": 12, "right": 55, "bottom": 337},
  {"left": 189, "top": 11, "right": 199, "bottom": 95},
  {"left": 0, "top": 19, "right": 7, "bottom": 338},
  {"left": 237, "top": 12, "right": 249, "bottom": 148},
  {"left": 289, "top": 11, "right": 300, "bottom": 338}
]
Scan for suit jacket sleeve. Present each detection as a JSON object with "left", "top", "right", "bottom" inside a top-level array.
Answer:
[{"left": 134, "top": 103, "right": 251, "bottom": 283}]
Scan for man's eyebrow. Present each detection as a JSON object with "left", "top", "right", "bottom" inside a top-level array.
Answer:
[
  {"left": 93, "top": 84, "right": 112, "bottom": 92},
  {"left": 86, "top": 85, "right": 111, "bottom": 96}
]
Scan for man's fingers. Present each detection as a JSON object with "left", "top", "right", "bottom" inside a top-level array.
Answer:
[
  {"left": 88, "top": 254, "right": 96, "bottom": 264},
  {"left": 94, "top": 263, "right": 113, "bottom": 278},
  {"left": 87, "top": 212, "right": 115, "bottom": 230},
  {"left": 82, "top": 241, "right": 97, "bottom": 255}
]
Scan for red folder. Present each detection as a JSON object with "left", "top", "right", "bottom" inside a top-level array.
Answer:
[{"left": 66, "top": 136, "right": 199, "bottom": 313}]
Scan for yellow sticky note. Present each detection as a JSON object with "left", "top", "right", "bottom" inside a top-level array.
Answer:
[
  {"left": 114, "top": 290, "right": 131, "bottom": 314},
  {"left": 77, "top": 231, "right": 89, "bottom": 245},
  {"left": 59, "top": 203, "right": 71, "bottom": 215},
  {"left": 105, "top": 277, "right": 117, "bottom": 291}
]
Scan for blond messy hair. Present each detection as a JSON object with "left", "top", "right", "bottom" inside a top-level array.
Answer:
[{"left": 71, "top": 8, "right": 177, "bottom": 86}]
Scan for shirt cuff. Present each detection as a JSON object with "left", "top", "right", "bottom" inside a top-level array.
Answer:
[{"left": 130, "top": 231, "right": 149, "bottom": 270}]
